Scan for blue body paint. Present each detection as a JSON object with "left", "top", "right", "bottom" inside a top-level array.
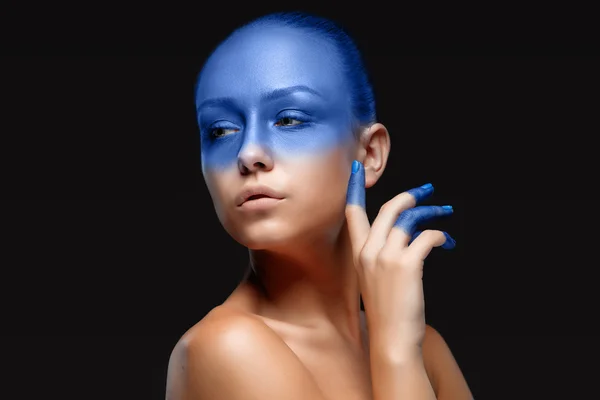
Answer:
[
  {"left": 195, "top": 12, "right": 377, "bottom": 172},
  {"left": 396, "top": 205, "right": 455, "bottom": 249},
  {"left": 195, "top": 11, "right": 457, "bottom": 251},
  {"left": 406, "top": 183, "right": 434, "bottom": 203},
  {"left": 347, "top": 162, "right": 456, "bottom": 249},
  {"left": 394, "top": 205, "right": 453, "bottom": 235},
  {"left": 346, "top": 160, "right": 366, "bottom": 208}
]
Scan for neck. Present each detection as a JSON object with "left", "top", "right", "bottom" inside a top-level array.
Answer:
[{"left": 243, "top": 220, "right": 363, "bottom": 344}]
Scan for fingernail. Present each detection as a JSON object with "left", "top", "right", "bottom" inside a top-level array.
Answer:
[
  {"left": 352, "top": 160, "right": 360, "bottom": 173},
  {"left": 442, "top": 232, "right": 456, "bottom": 249},
  {"left": 420, "top": 183, "right": 433, "bottom": 189},
  {"left": 442, "top": 205, "right": 453, "bottom": 211}
]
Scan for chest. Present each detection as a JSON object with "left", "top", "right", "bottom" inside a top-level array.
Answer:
[{"left": 284, "top": 336, "right": 374, "bottom": 400}]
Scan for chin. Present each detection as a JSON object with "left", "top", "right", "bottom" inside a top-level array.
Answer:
[
  {"left": 231, "top": 215, "right": 346, "bottom": 254},
  {"left": 224, "top": 218, "right": 293, "bottom": 249}
]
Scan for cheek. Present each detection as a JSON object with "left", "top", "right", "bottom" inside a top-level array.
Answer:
[
  {"left": 290, "top": 148, "right": 353, "bottom": 213},
  {"left": 202, "top": 168, "right": 237, "bottom": 216}
]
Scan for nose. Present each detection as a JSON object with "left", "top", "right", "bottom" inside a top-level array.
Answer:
[{"left": 237, "top": 142, "right": 274, "bottom": 174}]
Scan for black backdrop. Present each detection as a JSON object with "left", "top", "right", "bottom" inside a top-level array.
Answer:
[{"left": 2, "top": 3, "right": 598, "bottom": 400}]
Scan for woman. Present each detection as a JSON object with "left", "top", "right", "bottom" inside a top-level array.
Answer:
[{"left": 166, "top": 11, "right": 473, "bottom": 400}]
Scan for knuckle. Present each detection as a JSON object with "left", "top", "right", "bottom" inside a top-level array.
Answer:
[
  {"left": 376, "top": 247, "right": 398, "bottom": 267},
  {"left": 381, "top": 192, "right": 416, "bottom": 215},
  {"left": 398, "top": 190, "right": 417, "bottom": 205},
  {"left": 420, "top": 229, "right": 443, "bottom": 242},
  {"left": 376, "top": 249, "right": 415, "bottom": 270},
  {"left": 400, "top": 208, "right": 416, "bottom": 218},
  {"left": 419, "top": 229, "right": 436, "bottom": 239},
  {"left": 395, "top": 208, "right": 415, "bottom": 226},
  {"left": 358, "top": 246, "right": 378, "bottom": 266},
  {"left": 378, "top": 201, "right": 391, "bottom": 213}
]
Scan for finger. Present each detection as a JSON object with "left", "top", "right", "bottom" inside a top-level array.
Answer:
[
  {"left": 408, "top": 230, "right": 423, "bottom": 246},
  {"left": 386, "top": 205, "right": 454, "bottom": 249},
  {"left": 364, "top": 183, "right": 435, "bottom": 254},
  {"left": 345, "top": 160, "right": 370, "bottom": 261},
  {"left": 408, "top": 230, "right": 456, "bottom": 260}
]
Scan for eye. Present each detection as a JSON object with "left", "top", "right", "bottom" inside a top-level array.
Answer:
[
  {"left": 210, "top": 127, "right": 238, "bottom": 138},
  {"left": 275, "top": 117, "right": 304, "bottom": 127}
]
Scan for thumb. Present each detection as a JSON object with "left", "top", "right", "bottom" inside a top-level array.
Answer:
[{"left": 345, "top": 160, "right": 370, "bottom": 261}]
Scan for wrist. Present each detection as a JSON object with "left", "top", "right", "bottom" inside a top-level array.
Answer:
[
  {"left": 370, "top": 340, "right": 425, "bottom": 367},
  {"left": 367, "top": 326, "right": 424, "bottom": 363}
]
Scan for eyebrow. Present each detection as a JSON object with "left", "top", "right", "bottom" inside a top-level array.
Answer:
[{"left": 196, "top": 85, "right": 323, "bottom": 112}]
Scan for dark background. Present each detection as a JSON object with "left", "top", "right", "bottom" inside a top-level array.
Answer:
[{"left": 2, "top": 3, "right": 598, "bottom": 400}]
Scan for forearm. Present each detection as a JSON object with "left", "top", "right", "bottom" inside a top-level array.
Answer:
[{"left": 369, "top": 345, "right": 436, "bottom": 400}]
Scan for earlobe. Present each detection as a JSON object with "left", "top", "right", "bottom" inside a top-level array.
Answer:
[{"left": 359, "top": 123, "right": 391, "bottom": 189}]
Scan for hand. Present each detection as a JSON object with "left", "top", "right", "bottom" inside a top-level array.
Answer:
[{"left": 345, "top": 160, "right": 456, "bottom": 356}]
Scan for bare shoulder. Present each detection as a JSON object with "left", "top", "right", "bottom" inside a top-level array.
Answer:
[
  {"left": 165, "top": 306, "right": 326, "bottom": 400},
  {"left": 422, "top": 324, "right": 473, "bottom": 400}
]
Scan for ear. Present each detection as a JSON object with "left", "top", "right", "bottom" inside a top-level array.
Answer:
[{"left": 355, "top": 123, "right": 391, "bottom": 189}]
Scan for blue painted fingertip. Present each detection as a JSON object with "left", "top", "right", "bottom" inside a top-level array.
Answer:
[
  {"left": 407, "top": 183, "right": 434, "bottom": 203},
  {"left": 394, "top": 205, "right": 451, "bottom": 235},
  {"left": 346, "top": 160, "right": 366, "bottom": 208},
  {"left": 441, "top": 231, "right": 456, "bottom": 249},
  {"left": 442, "top": 205, "right": 453, "bottom": 212}
]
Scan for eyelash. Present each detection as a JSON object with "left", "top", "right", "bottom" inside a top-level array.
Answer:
[{"left": 207, "top": 114, "right": 308, "bottom": 138}]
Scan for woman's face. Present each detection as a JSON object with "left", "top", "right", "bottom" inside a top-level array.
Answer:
[{"left": 196, "top": 25, "right": 358, "bottom": 250}]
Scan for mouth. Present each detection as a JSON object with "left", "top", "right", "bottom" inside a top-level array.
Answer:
[
  {"left": 246, "top": 194, "right": 272, "bottom": 201},
  {"left": 239, "top": 195, "right": 283, "bottom": 211},
  {"left": 240, "top": 194, "right": 282, "bottom": 208},
  {"left": 237, "top": 185, "right": 285, "bottom": 206}
]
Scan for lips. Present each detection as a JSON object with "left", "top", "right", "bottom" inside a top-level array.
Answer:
[
  {"left": 237, "top": 185, "right": 285, "bottom": 206},
  {"left": 247, "top": 194, "right": 270, "bottom": 200}
]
